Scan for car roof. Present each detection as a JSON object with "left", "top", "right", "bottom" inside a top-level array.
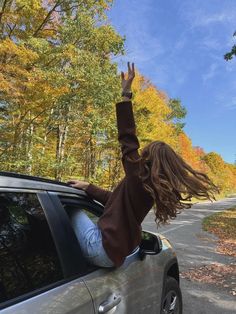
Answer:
[{"left": 0, "top": 171, "right": 86, "bottom": 196}]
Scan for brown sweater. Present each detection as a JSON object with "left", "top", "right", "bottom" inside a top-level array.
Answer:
[{"left": 85, "top": 101, "right": 154, "bottom": 267}]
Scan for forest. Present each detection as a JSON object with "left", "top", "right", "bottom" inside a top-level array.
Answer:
[{"left": 0, "top": 0, "right": 235, "bottom": 196}]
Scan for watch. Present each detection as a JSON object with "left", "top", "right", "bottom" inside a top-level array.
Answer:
[{"left": 121, "top": 90, "right": 133, "bottom": 99}]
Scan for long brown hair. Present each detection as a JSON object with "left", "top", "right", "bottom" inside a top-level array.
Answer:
[{"left": 140, "top": 141, "right": 219, "bottom": 224}]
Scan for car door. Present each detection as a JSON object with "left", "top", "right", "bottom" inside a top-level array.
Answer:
[
  {"left": 0, "top": 189, "right": 94, "bottom": 314},
  {"left": 83, "top": 249, "right": 163, "bottom": 314},
  {"left": 55, "top": 192, "right": 163, "bottom": 313}
]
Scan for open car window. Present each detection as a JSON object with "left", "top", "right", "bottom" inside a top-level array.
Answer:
[
  {"left": 57, "top": 195, "right": 104, "bottom": 271},
  {"left": 58, "top": 195, "right": 102, "bottom": 224}
]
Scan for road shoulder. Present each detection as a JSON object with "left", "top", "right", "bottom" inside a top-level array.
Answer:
[{"left": 143, "top": 197, "right": 236, "bottom": 314}]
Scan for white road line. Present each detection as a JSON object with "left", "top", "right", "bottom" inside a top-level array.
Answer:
[
  {"left": 160, "top": 224, "right": 186, "bottom": 234},
  {"left": 157, "top": 214, "right": 219, "bottom": 234},
  {"left": 144, "top": 198, "right": 236, "bottom": 235}
]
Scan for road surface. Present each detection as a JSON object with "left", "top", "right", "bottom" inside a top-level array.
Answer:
[{"left": 142, "top": 196, "right": 236, "bottom": 314}]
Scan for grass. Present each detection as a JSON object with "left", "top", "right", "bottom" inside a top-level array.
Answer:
[
  {"left": 202, "top": 207, "right": 236, "bottom": 240},
  {"left": 202, "top": 207, "right": 236, "bottom": 257},
  {"left": 181, "top": 207, "right": 236, "bottom": 296}
]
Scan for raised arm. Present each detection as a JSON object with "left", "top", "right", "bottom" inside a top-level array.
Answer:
[{"left": 117, "top": 63, "right": 141, "bottom": 177}]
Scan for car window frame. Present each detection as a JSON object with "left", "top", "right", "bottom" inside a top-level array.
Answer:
[
  {"left": 54, "top": 192, "right": 142, "bottom": 270},
  {"left": 57, "top": 192, "right": 104, "bottom": 217},
  {"left": 49, "top": 192, "right": 104, "bottom": 271},
  {"left": 40, "top": 191, "right": 88, "bottom": 277},
  {"left": 0, "top": 187, "right": 88, "bottom": 310}
]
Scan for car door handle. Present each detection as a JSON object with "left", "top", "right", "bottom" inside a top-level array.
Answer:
[{"left": 98, "top": 295, "right": 122, "bottom": 313}]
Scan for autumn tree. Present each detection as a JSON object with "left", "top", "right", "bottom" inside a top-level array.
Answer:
[
  {"left": 132, "top": 72, "right": 179, "bottom": 148},
  {"left": 203, "top": 152, "right": 236, "bottom": 194},
  {"left": 0, "top": 0, "right": 124, "bottom": 180},
  {"left": 0, "top": 1, "right": 235, "bottom": 195},
  {"left": 177, "top": 133, "right": 203, "bottom": 169}
]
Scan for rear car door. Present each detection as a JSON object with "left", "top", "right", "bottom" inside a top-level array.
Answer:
[
  {"left": 56, "top": 192, "right": 163, "bottom": 313},
  {"left": 0, "top": 189, "right": 94, "bottom": 314}
]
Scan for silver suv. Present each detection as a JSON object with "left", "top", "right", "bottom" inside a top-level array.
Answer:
[{"left": 0, "top": 172, "right": 182, "bottom": 314}]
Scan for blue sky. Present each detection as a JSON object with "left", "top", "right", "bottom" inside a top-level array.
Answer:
[{"left": 107, "top": 0, "right": 236, "bottom": 164}]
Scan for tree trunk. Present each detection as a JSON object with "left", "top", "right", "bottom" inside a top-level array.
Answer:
[
  {"left": 89, "top": 134, "right": 96, "bottom": 179},
  {"left": 25, "top": 123, "right": 34, "bottom": 174},
  {"left": 55, "top": 123, "right": 68, "bottom": 180},
  {"left": 84, "top": 138, "right": 90, "bottom": 180},
  {"left": 42, "top": 108, "right": 54, "bottom": 155}
]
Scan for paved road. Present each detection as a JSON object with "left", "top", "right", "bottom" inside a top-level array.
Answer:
[{"left": 142, "top": 196, "right": 236, "bottom": 314}]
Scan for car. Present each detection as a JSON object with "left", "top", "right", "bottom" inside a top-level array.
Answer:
[{"left": 0, "top": 171, "right": 182, "bottom": 314}]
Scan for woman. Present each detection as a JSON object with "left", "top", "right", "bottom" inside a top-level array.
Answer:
[{"left": 68, "top": 62, "right": 218, "bottom": 268}]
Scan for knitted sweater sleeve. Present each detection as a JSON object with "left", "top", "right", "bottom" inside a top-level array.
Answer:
[
  {"left": 116, "top": 101, "right": 141, "bottom": 177},
  {"left": 85, "top": 183, "right": 112, "bottom": 206}
]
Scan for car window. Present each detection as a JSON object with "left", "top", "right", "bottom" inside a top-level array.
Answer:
[
  {"left": 58, "top": 195, "right": 102, "bottom": 271},
  {"left": 59, "top": 195, "right": 100, "bottom": 224},
  {"left": 0, "top": 192, "right": 63, "bottom": 305}
]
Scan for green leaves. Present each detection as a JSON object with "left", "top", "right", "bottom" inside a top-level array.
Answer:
[
  {"left": 167, "top": 98, "right": 187, "bottom": 133},
  {"left": 0, "top": 1, "right": 235, "bottom": 194},
  {"left": 0, "top": 0, "right": 124, "bottom": 180},
  {"left": 224, "top": 31, "right": 236, "bottom": 61}
]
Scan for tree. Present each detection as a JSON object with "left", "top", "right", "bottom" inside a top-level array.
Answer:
[
  {"left": 166, "top": 98, "right": 187, "bottom": 134},
  {"left": 132, "top": 72, "right": 179, "bottom": 149},
  {"left": 203, "top": 152, "right": 236, "bottom": 193},
  {"left": 0, "top": 1, "right": 235, "bottom": 195},
  {"left": 0, "top": 0, "right": 124, "bottom": 180},
  {"left": 224, "top": 31, "right": 236, "bottom": 61}
]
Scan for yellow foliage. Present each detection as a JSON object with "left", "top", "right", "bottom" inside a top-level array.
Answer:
[
  {"left": 0, "top": 38, "right": 38, "bottom": 64},
  {"left": 132, "top": 72, "right": 178, "bottom": 149}
]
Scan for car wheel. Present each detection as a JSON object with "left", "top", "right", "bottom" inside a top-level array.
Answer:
[{"left": 161, "top": 276, "right": 182, "bottom": 314}]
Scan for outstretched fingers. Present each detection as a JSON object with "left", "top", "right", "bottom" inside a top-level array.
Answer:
[
  {"left": 128, "top": 61, "right": 131, "bottom": 73},
  {"left": 121, "top": 62, "right": 135, "bottom": 92},
  {"left": 132, "top": 62, "right": 135, "bottom": 75},
  {"left": 127, "top": 62, "right": 135, "bottom": 78}
]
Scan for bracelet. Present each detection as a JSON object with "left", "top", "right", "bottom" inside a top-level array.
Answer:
[{"left": 121, "top": 90, "right": 133, "bottom": 99}]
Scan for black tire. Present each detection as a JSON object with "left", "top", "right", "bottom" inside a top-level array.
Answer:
[{"left": 161, "top": 276, "right": 183, "bottom": 314}]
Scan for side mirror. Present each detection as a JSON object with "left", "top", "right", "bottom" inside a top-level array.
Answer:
[{"left": 139, "top": 231, "right": 162, "bottom": 260}]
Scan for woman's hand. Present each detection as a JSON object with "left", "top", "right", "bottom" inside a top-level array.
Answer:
[
  {"left": 121, "top": 62, "right": 135, "bottom": 92},
  {"left": 67, "top": 180, "right": 89, "bottom": 191}
]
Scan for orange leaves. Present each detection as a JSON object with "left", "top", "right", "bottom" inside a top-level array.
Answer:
[
  {"left": 203, "top": 208, "right": 236, "bottom": 241},
  {"left": 183, "top": 208, "right": 236, "bottom": 296},
  {"left": 203, "top": 153, "right": 236, "bottom": 193},
  {"left": 177, "top": 132, "right": 203, "bottom": 170},
  {"left": 178, "top": 133, "right": 224, "bottom": 183},
  {"left": 181, "top": 263, "right": 236, "bottom": 295},
  {"left": 203, "top": 207, "right": 236, "bottom": 258}
]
